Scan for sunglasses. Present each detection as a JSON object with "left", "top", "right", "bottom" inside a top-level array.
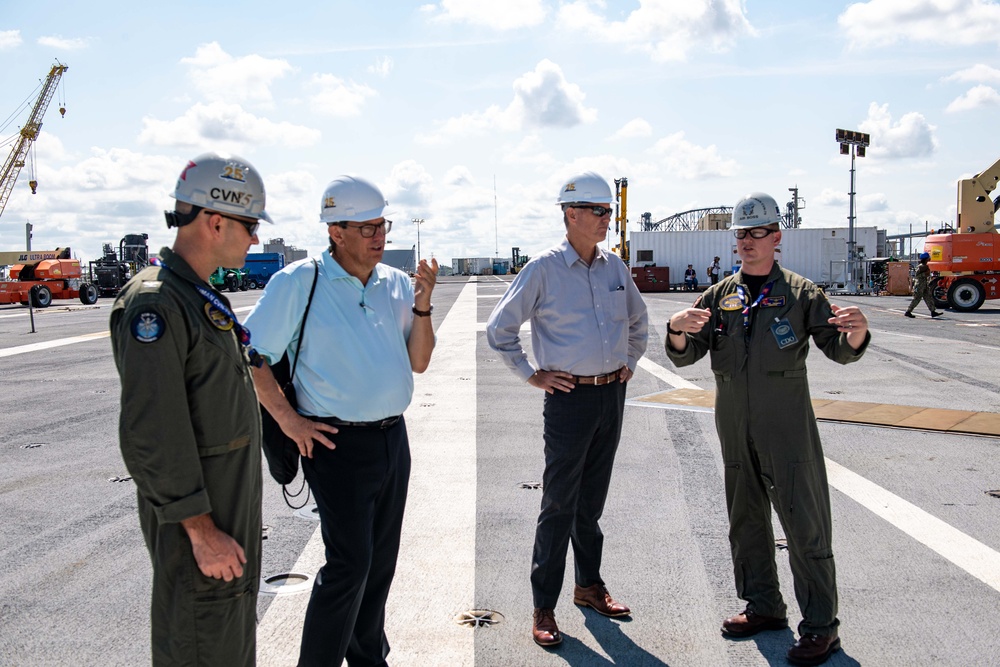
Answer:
[
  {"left": 733, "top": 227, "right": 776, "bottom": 240},
  {"left": 205, "top": 209, "right": 260, "bottom": 237},
  {"left": 570, "top": 205, "right": 614, "bottom": 217}
]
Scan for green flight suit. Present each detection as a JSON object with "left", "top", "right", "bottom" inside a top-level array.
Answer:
[
  {"left": 907, "top": 262, "right": 935, "bottom": 314},
  {"left": 666, "top": 262, "right": 869, "bottom": 637},
  {"left": 111, "top": 247, "right": 262, "bottom": 667}
]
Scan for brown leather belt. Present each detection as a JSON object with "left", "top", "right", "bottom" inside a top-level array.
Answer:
[{"left": 573, "top": 370, "right": 620, "bottom": 386}]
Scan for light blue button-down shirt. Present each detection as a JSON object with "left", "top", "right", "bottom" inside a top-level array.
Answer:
[
  {"left": 244, "top": 251, "right": 416, "bottom": 421},
  {"left": 487, "top": 237, "right": 648, "bottom": 382}
]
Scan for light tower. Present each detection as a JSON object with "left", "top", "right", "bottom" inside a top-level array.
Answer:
[
  {"left": 836, "top": 128, "right": 870, "bottom": 292},
  {"left": 411, "top": 218, "right": 424, "bottom": 265}
]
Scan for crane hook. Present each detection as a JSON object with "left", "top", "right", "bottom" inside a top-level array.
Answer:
[
  {"left": 29, "top": 180, "right": 38, "bottom": 194},
  {"left": 59, "top": 106, "right": 66, "bottom": 117}
]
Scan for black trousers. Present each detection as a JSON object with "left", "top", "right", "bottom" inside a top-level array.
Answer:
[
  {"left": 530, "top": 381, "right": 627, "bottom": 609},
  {"left": 298, "top": 418, "right": 411, "bottom": 667}
]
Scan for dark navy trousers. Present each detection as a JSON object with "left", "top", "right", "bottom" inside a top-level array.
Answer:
[
  {"left": 298, "top": 417, "right": 410, "bottom": 667},
  {"left": 530, "top": 382, "right": 627, "bottom": 609}
]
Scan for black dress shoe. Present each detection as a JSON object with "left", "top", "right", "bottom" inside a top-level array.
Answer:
[
  {"left": 931, "top": 311, "right": 943, "bottom": 317},
  {"left": 787, "top": 632, "right": 841, "bottom": 666},
  {"left": 720, "top": 609, "right": 788, "bottom": 638},
  {"left": 904, "top": 312, "right": 916, "bottom": 318}
]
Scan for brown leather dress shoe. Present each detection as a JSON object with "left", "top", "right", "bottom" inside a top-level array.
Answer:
[
  {"left": 572, "top": 584, "right": 631, "bottom": 617},
  {"left": 787, "top": 632, "right": 841, "bottom": 666},
  {"left": 532, "top": 608, "right": 562, "bottom": 646},
  {"left": 720, "top": 609, "right": 788, "bottom": 638}
]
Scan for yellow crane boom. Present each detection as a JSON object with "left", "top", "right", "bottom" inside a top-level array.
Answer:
[
  {"left": 0, "top": 62, "right": 68, "bottom": 219},
  {"left": 614, "top": 177, "right": 628, "bottom": 265}
]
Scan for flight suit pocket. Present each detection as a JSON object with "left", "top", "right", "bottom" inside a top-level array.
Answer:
[
  {"left": 787, "top": 459, "right": 825, "bottom": 516},
  {"left": 197, "top": 434, "right": 251, "bottom": 458},
  {"left": 711, "top": 332, "right": 737, "bottom": 381},
  {"left": 193, "top": 583, "right": 256, "bottom": 666}
]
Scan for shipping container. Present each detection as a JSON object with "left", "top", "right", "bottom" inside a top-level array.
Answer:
[{"left": 629, "top": 227, "right": 880, "bottom": 288}]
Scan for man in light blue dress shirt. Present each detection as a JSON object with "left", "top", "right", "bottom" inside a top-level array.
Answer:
[
  {"left": 245, "top": 175, "right": 437, "bottom": 667},
  {"left": 487, "top": 172, "right": 648, "bottom": 648}
]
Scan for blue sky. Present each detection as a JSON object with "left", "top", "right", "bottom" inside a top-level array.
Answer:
[{"left": 2, "top": 0, "right": 999, "bottom": 266}]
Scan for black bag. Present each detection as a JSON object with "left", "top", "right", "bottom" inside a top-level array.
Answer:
[{"left": 259, "top": 260, "right": 319, "bottom": 486}]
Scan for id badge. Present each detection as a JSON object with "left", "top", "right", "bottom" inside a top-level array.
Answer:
[{"left": 770, "top": 318, "right": 798, "bottom": 349}]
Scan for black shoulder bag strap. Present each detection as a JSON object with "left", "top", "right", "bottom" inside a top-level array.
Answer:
[
  {"left": 288, "top": 258, "right": 320, "bottom": 386},
  {"left": 281, "top": 258, "right": 319, "bottom": 508}
]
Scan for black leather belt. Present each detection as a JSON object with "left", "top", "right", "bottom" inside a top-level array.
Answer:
[
  {"left": 572, "top": 370, "right": 620, "bottom": 386},
  {"left": 316, "top": 415, "right": 401, "bottom": 429}
]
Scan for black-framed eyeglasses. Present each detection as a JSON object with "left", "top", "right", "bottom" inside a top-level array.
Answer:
[
  {"left": 733, "top": 227, "right": 776, "bottom": 240},
  {"left": 570, "top": 205, "right": 614, "bottom": 217},
  {"left": 341, "top": 220, "right": 392, "bottom": 238}
]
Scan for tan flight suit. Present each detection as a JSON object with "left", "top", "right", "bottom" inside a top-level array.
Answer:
[
  {"left": 111, "top": 247, "right": 262, "bottom": 667},
  {"left": 666, "top": 262, "right": 869, "bottom": 637}
]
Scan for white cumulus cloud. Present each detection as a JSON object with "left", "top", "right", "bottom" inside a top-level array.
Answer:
[
  {"left": 943, "top": 63, "right": 1000, "bottom": 84},
  {"left": 427, "top": 0, "right": 547, "bottom": 30},
  {"left": 181, "top": 42, "right": 293, "bottom": 106},
  {"left": 37, "top": 35, "right": 88, "bottom": 50},
  {"left": 308, "top": 74, "right": 377, "bottom": 117},
  {"left": 946, "top": 84, "right": 1000, "bottom": 112},
  {"left": 558, "top": 0, "right": 755, "bottom": 62},
  {"left": 368, "top": 56, "right": 393, "bottom": 78},
  {"left": 0, "top": 30, "right": 22, "bottom": 50},
  {"left": 839, "top": 0, "right": 1000, "bottom": 48},
  {"left": 137, "top": 101, "right": 321, "bottom": 150},
  {"left": 385, "top": 160, "right": 435, "bottom": 209},
  {"left": 648, "top": 131, "right": 738, "bottom": 179},
  {"left": 608, "top": 118, "right": 653, "bottom": 140},
  {"left": 858, "top": 102, "right": 936, "bottom": 158},
  {"left": 417, "top": 59, "right": 596, "bottom": 144}
]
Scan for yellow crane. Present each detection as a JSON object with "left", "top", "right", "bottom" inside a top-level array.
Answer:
[
  {"left": 613, "top": 177, "right": 628, "bottom": 265},
  {"left": 0, "top": 62, "right": 68, "bottom": 219}
]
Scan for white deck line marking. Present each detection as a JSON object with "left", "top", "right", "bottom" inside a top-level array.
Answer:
[
  {"left": 0, "top": 331, "right": 109, "bottom": 357},
  {"left": 637, "top": 356, "right": 700, "bottom": 390},
  {"left": 824, "top": 459, "right": 1000, "bottom": 592},
  {"left": 0, "top": 306, "right": 254, "bottom": 358},
  {"left": 637, "top": 355, "right": 1000, "bottom": 594},
  {"left": 257, "top": 283, "right": 479, "bottom": 667}
]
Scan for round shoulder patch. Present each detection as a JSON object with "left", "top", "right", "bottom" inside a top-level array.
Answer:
[
  {"left": 131, "top": 311, "right": 166, "bottom": 343},
  {"left": 204, "top": 303, "right": 235, "bottom": 331}
]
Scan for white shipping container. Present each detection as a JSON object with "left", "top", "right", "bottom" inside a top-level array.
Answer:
[{"left": 629, "top": 227, "right": 879, "bottom": 288}]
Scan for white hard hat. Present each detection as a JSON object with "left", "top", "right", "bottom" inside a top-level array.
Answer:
[
  {"left": 171, "top": 152, "right": 272, "bottom": 222},
  {"left": 556, "top": 172, "right": 613, "bottom": 205},
  {"left": 732, "top": 192, "right": 783, "bottom": 228},
  {"left": 319, "top": 176, "right": 390, "bottom": 223}
]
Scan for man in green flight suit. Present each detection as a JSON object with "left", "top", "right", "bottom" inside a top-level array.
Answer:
[
  {"left": 111, "top": 152, "right": 272, "bottom": 666},
  {"left": 904, "top": 252, "right": 942, "bottom": 318},
  {"left": 665, "top": 192, "right": 870, "bottom": 667}
]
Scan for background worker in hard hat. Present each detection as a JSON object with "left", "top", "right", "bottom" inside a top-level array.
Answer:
[
  {"left": 904, "top": 252, "right": 942, "bottom": 318},
  {"left": 110, "top": 152, "right": 271, "bottom": 666},
  {"left": 245, "top": 175, "right": 437, "bottom": 667},
  {"left": 664, "top": 192, "right": 870, "bottom": 667},
  {"left": 487, "top": 171, "right": 648, "bottom": 648}
]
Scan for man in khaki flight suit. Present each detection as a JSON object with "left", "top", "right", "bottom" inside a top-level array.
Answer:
[
  {"left": 665, "top": 192, "right": 870, "bottom": 667},
  {"left": 111, "top": 152, "right": 271, "bottom": 666}
]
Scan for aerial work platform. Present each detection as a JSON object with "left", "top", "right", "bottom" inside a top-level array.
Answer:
[{"left": 630, "top": 388, "right": 1000, "bottom": 437}]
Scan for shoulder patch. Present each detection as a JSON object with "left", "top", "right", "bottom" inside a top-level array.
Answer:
[
  {"left": 204, "top": 303, "right": 235, "bottom": 331},
  {"left": 720, "top": 294, "right": 744, "bottom": 311},
  {"left": 131, "top": 311, "right": 166, "bottom": 343}
]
